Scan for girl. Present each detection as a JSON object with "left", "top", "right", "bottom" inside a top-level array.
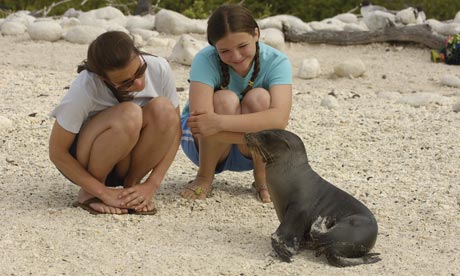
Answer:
[
  {"left": 49, "top": 31, "right": 180, "bottom": 215},
  {"left": 180, "top": 4, "right": 293, "bottom": 202}
]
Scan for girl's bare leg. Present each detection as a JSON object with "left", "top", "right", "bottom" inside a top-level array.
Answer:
[
  {"left": 76, "top": 102, "right": 143, "bottom": 214},
  {"left": 180, "top": 90, "right": 239, "bottom": 200}
]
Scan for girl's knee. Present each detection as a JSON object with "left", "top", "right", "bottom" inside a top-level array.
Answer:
[
  {"left": 113, "top": 102, "right": 143, "bottom": 133},
  {"left": 144, "top": 97, "right": 179, "bottom": 129},
  {"left": 241, "top": 88, "right": 270, "bottom": 113},
  {"left": 214, "top": 90, "right": 240, "bottom": 114}
]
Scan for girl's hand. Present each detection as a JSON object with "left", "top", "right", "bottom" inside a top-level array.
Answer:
[
  {"left": 187, "top": 111, "right": 221, "bottom": 137},
  {"left": 118, "top": 183, "right": 155, "bottom": 211}
]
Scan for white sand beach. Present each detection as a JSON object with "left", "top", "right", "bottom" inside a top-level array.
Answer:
[{"left": 1, "top": 32, "right": 459, "bottom": 275}]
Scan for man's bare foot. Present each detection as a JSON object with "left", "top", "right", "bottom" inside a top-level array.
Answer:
[
  {"left": 180, "top": 176, "right": 213, "bottom": 200},
  {"left": 77, "top": 188, "right": 129, "bottom": 214}
]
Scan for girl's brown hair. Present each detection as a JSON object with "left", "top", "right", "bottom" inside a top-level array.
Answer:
[
  {"left": 77, "top": 31, "right": 141, "bottom": 101},
  {"left": 207, "top": 4, "right": 261, "bottom": 96}
]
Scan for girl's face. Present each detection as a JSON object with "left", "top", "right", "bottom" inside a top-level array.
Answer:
[
  {"left": 215, "top": 29, "right": 259, "bottom": 77},
  {"left": 105, "top": 55, "right": 147, "bottom": 92}
]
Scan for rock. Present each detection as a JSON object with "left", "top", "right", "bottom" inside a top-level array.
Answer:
[
  {"left": 440, "top": 75, "right": 460, "bottom": 88},
  {"left": 309, "top": 20, "right": 343, "bottom": 31},
  {"left": 94, "top": 6, "right": 125, "bottom": 20},
  {"left": 0, "top": 116, "right": 13, "bottom": 131},
  {"left": 453, "top": 100, "right": 460, "bottom": 112},
  {"left": 298, "top": 58, "right": 321, "bottom": 79},
  {"left": 427, "top": 19, "right": 460, "bottom": 36},
  {"left": 377, "top": 91, "right": 401, "bottom": 102},
  {"left": 1, "top": 21, "right": 27, "bottom": 35},
  {"left": 63, "top": 8, "right": 81, "bottom": 18},
  {"left": 126, "top": 15, "right": 155, "bottom": 31},
  {"left": 396, "top": 7, "right": 418, "bottom": 25},
  {"left": 63, "top": 25, "right": 106, "bottom": 44},
  {"left": 130, "top": 28, "right": 159, "bottom": 41},
  {"left": 333, "top": 13, "right": 358, "bottom": 24},
  {"left": 169, "top": 34, "right": 207, "bottom": 66},
  {"left": 455, "top": 11, "right": 460, "bottom": 23},
  {"left": 147, "top": 36, "right": 176, "bottom": 48},
  {"left": 258, "top": 15, "right": 309, "bottom": 32},
  {"left": 154, "top": 9, "right": 205, "bottom": 35},
  {"left": 334, "top": 59, "right": 366, "bottom": 78},
  {"left": 363, "top": 10, "right": 395, "bottom": 32},
  {"left": 321, "top": 95, "right": 339, "bottom": 109},
  {"left": 27, "top": 20, "right": 63, "bottom": 41},
  {"left": 343, "top": 23, "right": 369, "bottom": 32},
  {"left": 397, "top": 92, "right": 444, "bottom": 107},
  {"left": 59, "top": 17, "right": 80, "bottom": 31},
  {"left": 260, "top": 28, "right": 285, "bottom": 50},
  {"left": 5, "top": 11, "right": 35, "bottom": 27}
]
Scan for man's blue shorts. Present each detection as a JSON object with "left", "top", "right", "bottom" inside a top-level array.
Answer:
[{"left": 180, "top": 114, "right": 254, "bottom": 174}]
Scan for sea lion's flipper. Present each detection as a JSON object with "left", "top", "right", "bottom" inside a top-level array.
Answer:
[
  {"left": 325, "top": 252, "right": 381, "bottom": 267},
  {"left": 271, "top": 206, "right": 308, "bottom": 262},
  {"left": 310, "top": 215, "right": 380, "bottom": 266}
]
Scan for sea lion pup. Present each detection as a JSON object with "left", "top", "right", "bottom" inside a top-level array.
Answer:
[{"left": 245, "top": 129, "right": 380, "bottom": 267}]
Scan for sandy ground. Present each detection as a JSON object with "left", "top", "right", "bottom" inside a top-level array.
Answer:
[{"left": 1, "top": 32, "right": 460, "bottom": 275}]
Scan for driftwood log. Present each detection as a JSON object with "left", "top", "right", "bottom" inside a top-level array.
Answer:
[{"left": 283, "top": 22, "right": 447, "bottom": 49}]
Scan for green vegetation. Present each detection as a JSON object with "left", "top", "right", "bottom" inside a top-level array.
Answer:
[{"left": 0, "top": 0, "right": 459, "bottom": 21}]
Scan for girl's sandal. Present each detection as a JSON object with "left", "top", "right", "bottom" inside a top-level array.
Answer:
[
  {"left": 182, "top": 180, "right": 211, "bottom": 199},
  {"left": 252, "top": 182, "right": 271, "bottom": 203}
]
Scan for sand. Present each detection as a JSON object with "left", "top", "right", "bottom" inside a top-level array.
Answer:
[{"left": 0, "top": 33, "right": 459, "bottom": 275}]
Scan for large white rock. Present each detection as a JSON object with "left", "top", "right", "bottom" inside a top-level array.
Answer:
[
  {"left": 78, "top": 11, "right": 109, "bottom": 29},
  {"left": 130, "top": 28, "right": 159, "bottom": 41},
  {"left": 147, "top": 36, "right": 176, "bottom": 48},
  {"left": 126, "top": 15, "right": 155, "bottom": 30},
  {"left": 258, "top": 15, "right": 309, "bottom": 32},
  {"left": 454, "top": 11, "right": 460, "bottom": 23},
  {"left": 298, "top": 58, "right": 321, "bottom": 79},
  {"left": 395, "top": 7, "right": 417, "bottom": 25},
  {"left": 426, "top": 19, "right": 460, "bottom": 35},
  {"left": 63, "top": 8, "right": 81, "bottom": 18},
  {"left": 333, "top": 13, "right": 358, "bottom": 24},
  {"left": 260, "top": 28, "right": 285, "bottom": 50},
  {"left": 94, "top": 6, "right": 125, "bottom": 20},
  {"left": 59, "top": 17, "right": 80, "bottom": 31},
  {"left": 154, "top": 9, "right": 205, "bottom": 35},
  {"left": 343, "top": 22, "right": 369, "bottom": 32},
  {"left": 309, "top": 20, "right": 343, "bottom": 31},
  {"left": 63, "top": 25, "right": 106, "bottom": 44},
  {"left": 1, "top": 21, "right": 27, "bottom": 35},
  {"left": 334, "top": 59, "right": 366, "bottom": 78},
  {"left": 6, "top": 11, "right": 35, "bottom": 26},
  {"left": 169, "top": 34, "right": 207, "bottom": 66},
  {"left": 363, "top": 10, "right": 395, "bottom": 32},
  {"left": 27, "top": 20, "right": 63, "bottom": 41}
]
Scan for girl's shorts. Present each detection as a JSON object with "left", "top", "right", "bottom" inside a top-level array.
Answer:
[
  {"left": 180, "top": 114, "right": 254, "bottom": 174},
  {"left": 58, "top": 134, "right": 124, "bottom": 187}
]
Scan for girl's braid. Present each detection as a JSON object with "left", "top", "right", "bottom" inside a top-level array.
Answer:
[{"left": 241, "top": 42, "right": 260, "bottom": 96}]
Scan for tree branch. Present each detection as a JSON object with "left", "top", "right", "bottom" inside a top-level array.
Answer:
[{"left": 283, "top": 22, "right": 447, "bottom": 49}]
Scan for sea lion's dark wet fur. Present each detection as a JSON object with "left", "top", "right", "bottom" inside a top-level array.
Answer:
[{"left": 245, "top": 129, "right": 380, "bottom": 267}]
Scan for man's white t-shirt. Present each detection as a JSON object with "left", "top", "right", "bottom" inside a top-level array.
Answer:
[{"left": 51, "top": 55, "right": 178, "bottom": 134}]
